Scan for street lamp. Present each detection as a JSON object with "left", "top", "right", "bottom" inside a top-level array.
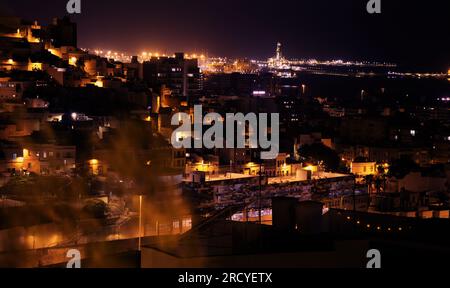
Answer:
[{"left": 138, "top": 194, "right": 143, "bottom": 251}]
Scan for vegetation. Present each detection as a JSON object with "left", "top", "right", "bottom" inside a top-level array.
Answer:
[{"left": 298, "top": 143, "right": 341, "bottom": 171}]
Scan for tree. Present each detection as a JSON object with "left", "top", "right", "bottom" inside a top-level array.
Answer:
[
  {"left": 388, "top": 156, "right": 419, "bottom": 179},
  {"left": 82, "top": 200, "right": 109, "bottom": 219},
  {"left": 298, "top": 143, "right": 341, "bottom": 171}
]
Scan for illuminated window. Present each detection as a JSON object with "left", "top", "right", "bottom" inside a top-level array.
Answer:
[
  {"left": 173, "top": 221, "right": 180, "bottom": 230},
  {"left": 182, "top": 218, "right": 192, "bottom": 229}
]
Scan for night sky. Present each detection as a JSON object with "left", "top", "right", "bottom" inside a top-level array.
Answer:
[{"left": 1, "top": 0, "right": 449, "bottom": 71}]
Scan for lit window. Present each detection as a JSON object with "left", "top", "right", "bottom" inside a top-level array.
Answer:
[
  {"left": 173, "top": 221, "right": 180, "bottom": 230},
  {"left": 182, "top": 218, "right": 192, "bottom": 229}
]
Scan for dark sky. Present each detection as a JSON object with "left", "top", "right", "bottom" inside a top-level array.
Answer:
[{"left": 1, "top": 0, "right": 449, "bottom": 71}]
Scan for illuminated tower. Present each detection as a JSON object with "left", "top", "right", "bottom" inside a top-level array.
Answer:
[
  {"left": 276, "top": 42, "right": 282, "bottom": 60},
  {"left": 268, "top": 42, "right": 288, "bottom": 69}
]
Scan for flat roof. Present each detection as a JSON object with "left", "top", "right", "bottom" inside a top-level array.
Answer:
[
  {"left": 184, "top": 173, "right": 258, "bottom": 183},
  {"left": 268, "top": 172, "right": 351, "bottom": 184}
]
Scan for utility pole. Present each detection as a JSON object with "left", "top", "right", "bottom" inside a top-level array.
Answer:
[
  {"left": 138, "top": 195, "right": 143, "bottom": 251},
  {"left": 352, "top": 178, "right": 357, "bottom": 232},
  {"left": 259, "top": 162, "right": 262, "bottom": 224}
]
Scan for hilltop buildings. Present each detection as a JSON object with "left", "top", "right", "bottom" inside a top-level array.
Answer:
[{"left": 0, "top": 12, "right": 448, "bottom": 269}]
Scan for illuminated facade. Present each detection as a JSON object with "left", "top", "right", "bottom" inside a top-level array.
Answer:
[
  {"left": 0, "top": 79, "right": 33, "bottom": 101},
  {"left": 350, "top": 161, "right": 376, "bottom": 177},
  {"left": 143, "top": 53, "right": 202, "bottom": 100},
  {"left": 1, "top": 145, "right": 76, "bottom": 175}
]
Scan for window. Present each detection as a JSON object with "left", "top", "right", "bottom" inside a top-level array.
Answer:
[
  {"left": 182, "top": 218, "right": 192, "bottom": 229},
  {"left": 173, "top": 221, "right": 180, "bottom": 230}
]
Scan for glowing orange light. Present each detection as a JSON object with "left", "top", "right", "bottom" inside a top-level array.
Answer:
[
  {"left": 69, "top": 57, "right": 77, "bottom": 66},
  {"left": 94, "top": 79, "right": 103, "bottom": 88}
]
